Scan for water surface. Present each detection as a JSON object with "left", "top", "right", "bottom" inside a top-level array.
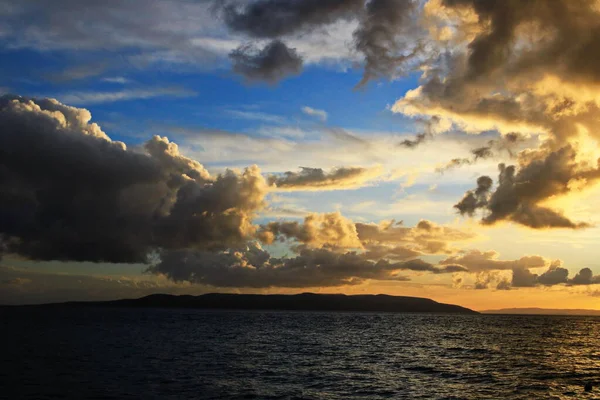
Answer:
[{"left": 2, "top": 308, "right": 600, "bottom": 399}]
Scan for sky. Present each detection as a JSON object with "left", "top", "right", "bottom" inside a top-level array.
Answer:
[{"left": 2, "top": 0, "right": 600, "bottom": 310}]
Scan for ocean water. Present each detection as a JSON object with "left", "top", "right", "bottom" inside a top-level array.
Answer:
[{"left": 2, "top": 308, "right": 600, "bottom": 399}]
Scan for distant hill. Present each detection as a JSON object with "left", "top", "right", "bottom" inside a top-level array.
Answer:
[
  {"left": 13, "top": 293, "right": 478, "bottom": 314},
  {"left": 483, "top": 308, "right": 600, "bottom": 316}
]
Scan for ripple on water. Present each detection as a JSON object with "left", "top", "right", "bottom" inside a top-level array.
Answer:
[{"left": 2, "top": 309, "right": 600, "bottom": 399}]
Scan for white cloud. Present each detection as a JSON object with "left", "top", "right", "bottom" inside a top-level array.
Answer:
[
  {"left": 302, "top": 106, "right": 328, "bottom": 122},
  {"left": 225, "top": 109, "right": 287, "bottom": 124},
  {"left": 55, "top": 87, "right": 196, "bottom": 105},
  {"left": 102, "top": 76, "right": 130, "bottom": 84}
]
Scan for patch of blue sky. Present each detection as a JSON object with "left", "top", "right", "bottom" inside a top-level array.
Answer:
[{"left": 2, "top": 47, "right": 422, "bottom": 147}]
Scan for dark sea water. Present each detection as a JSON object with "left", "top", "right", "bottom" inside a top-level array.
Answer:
[{"left": 2, "top": 308, "right": 600, "bottom": 399}]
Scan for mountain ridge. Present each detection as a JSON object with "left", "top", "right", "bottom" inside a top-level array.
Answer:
[{"left": 4, "top": 293, "right": 478, "bottom": 314}]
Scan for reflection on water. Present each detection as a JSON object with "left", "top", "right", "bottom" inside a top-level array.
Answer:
[{"left": 2, "top": 308, "right": 600, "bottom": 399}]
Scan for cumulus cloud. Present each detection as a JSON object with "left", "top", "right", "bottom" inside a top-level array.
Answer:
[
  {"left": 268, "top": 166, "right": 383, "bottom": 191},
  {"left": 0, "top": 96, "right": 477, "bottom": 290},
  {"left": 356, "top": 219, "right": 475, "bottom": 254},
  {"left": 497, "top": 264, "right": 600, "bottom": 290},
  {"left": 149, "top": 242, "right": 465, "bottom": 288},
  {"left": 455, "top": 146, "right": 599, "bottom": 228},
  {"left": 0, "top": 95, "right": 268, "bottom": 263},
  {"left": 258, "top": 212, "right": 363, "bottom": 250},
  {"left": 569, "top": 268, "right": 600, "bottom": 285},
  {"left": 230, "top": 40, "right": 303, "bottom": 83},
  {"left": 381, "top": 0, "right": 600, "bottom": 230},
  {"left": 302, "top": 106, "right": 328, "bottom": 121},
  {"left": 510, "top": 266, "right": 540, "bottom": 288}
]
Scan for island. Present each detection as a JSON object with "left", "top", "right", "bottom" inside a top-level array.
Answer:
[
  {"left": 483, "top": 308, "right": 600, "bottom": 316},
  {"left": 19, "top": 293, "right": 478, "bottom": 314}
]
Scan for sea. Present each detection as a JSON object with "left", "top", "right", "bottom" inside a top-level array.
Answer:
[{"left": 2, "top": 308, "right": 600, "bottom": 399}]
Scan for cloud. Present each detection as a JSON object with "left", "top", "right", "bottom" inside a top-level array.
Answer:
[
  {"left": 220, "top": 0, "right": 426, "bottom": 85},
  {"left": 257, "top": 210, "right": 465, "bottom": 255},
  {"left": 258, "top": 211, "right": 363, "bottom": 250},
  {"left": 356, "top": 219, "right": 475, "bottom": 255},
  {"left": 511, "top": 266, "right": 540, "bottom": 288},
  {"left": 220, "top": 0, "right": 362, "bottom": 38},
  {"left": 509, "top": 263, "right": 572, "bottom": 289},
  {"left": 569, "top": 268, "right": 600, "bottom": 285},
  {"left": 326, "top": 127, "right": 371, "bottom": 146},
  {"left": 230, "top": 40, "right": 303, "bottom": 83},
  {"left": 436, "top": 133, "right": 525, "bottom": 173},
  {"left": 0, "top": 265, "right": 197, "bottom": 305},
  {"left": 102, "top": 76, "right": 130, "bottom": 84},
  {"left": 496, "top": 264, "right": 600, "bottom": 290},
  {"left": 363, "top": 244, "right": 422, "bottom": 261},
  {"left": 0, "top": 95, "right": 268, "bottom": 263},
  {"left": 537, "top": 263, "right": 570, "bottom": 286},
  {"left": 354, "top": 0, "right": 424, "bottom": 86},
  {"left": 473, "top": 272, "right": 498, "bottom": 290},
  {"left": 379, "top": 0, "right": 600, "bottom": 231},
  {"left": 440, "top": 250, "right": 547, "bottom": 273},
  {"left": 0, "top": 95, "right": 474, "bottom": 290},
  {"left": 455, "top": 146, "right": 599, "bottom": 229},
  {"left": 302, "top": 106, "right": 328, "bottom": 121},
  {"left": 268, "top": 166, "right": 383, "bottom": 191},
  {"left": 225, "top": 109, "right": 287, "bottom": 124},
  {"left": 56, "top": 87, "right": 196, "bottom": 105},
  {"left": 2, "top": 277, "right": 32, "bottom": 286},
  {"left": 47, "top": 62, "right": 109, "bottom": 82},
  {"left": 149, "top": 244, "right": 418, "bottom": 288},
  {"left": 149, "top": 243, "right": 464, "bottom": 288}
]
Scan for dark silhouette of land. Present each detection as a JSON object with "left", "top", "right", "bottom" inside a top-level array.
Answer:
[
  {"left": 483, "top": 308, "right": 600, "bottom": 316},
  {"left": 9, "top": 293, "right": 478, "bottom": 314}
]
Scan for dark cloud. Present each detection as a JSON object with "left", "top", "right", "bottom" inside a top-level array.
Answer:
[
  {"left": 0, "top": 265, "right": 197, "bottom": 305},
  {"left": 510, "top": 266, "right": 539, "bottom": 288},
  {"left": 230, "top": 40, "right": 303, "bottom": 83},
  {"left": 0, "top": 95, "right": 268, "bottom": 263},
  {"left": 399, "top": 133, "right": 428, "bottom": 149},
  {"left": 354, "top": 0, "right": 423, "bottom": 86},
  {"left": 537, "top": 263, "right": 570, "bottom": 286},
  {"left": 149, "top": 244, "right": 465, "bottom": 288},
  {"left": 436, "top": 133, "right": 527, "bottom": 173},
  {"left": 441, "top": 0, "right": 600, "bottom": 85},
  {"left": 220, "top": 0, "right": 426, "bottom": 85},
  {"left": 385, "top": 0, "right": 600, "bottom": 231},
  {"left": 440, "top": 250, "right": 546, "bottom": 273},
  {"left": 150, "top": 245, "right": 410, "bottom": 288},
  {"left": 568, "top": 268, "right": 600, "bottom": 286},
  {"left": 398, "top": 117, "right": 445, "bottom": 150},
  {"left": 220, "top": 0, "right": 362, "bottom": 38},
  {"left": 503, "top": 264, "right": 600, "bottom": 289},
  {"left": 454, "top": 176, "right": 493, "bottom": 216},
  {"left": 267, "top": 166, "right": 382, "bottom": 191},
  {"left": 455, "top": 146, "right": 598, "bottom": 228}
]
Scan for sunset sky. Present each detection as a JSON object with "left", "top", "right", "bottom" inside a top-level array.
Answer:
[{"left": 2, "top": 0, "right": 600, "bottom": 310}]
